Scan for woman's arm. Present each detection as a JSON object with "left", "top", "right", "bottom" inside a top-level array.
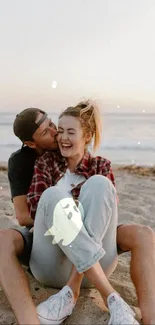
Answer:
[
  {"left": 99, "top": 157, "right": 119, "bottom": 203},
  {"left": 27, "top": 155, "right": 52, "bottom": 219}
]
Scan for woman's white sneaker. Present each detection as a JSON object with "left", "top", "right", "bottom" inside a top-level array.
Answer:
[
  {"left": 37, "top": 285, "right": 75, "bottom": 325},
  {"left": 107, "top": 292, "right": 139, "bottom": 325}
]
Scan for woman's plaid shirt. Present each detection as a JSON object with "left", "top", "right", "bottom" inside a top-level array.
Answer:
[{"left": 27, "top": 150, "right": 115, "bottom": 219}]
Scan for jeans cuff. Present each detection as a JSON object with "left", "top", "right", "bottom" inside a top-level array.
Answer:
[{"left": 76, "top": 247, "right": 106, "bottom": 273}]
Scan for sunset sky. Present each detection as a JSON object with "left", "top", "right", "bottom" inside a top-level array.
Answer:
[{"left": 0, "top": 0, "right": 155, "bottom": 113}]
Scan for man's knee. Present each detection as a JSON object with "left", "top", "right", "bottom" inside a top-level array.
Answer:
[
  {"left": 117, "top": 224, "right": 155, "bottom": 251},
  {"left": 0, "top": 228, "right": 24, "bottom": 256},
  {"left": 136, "top": 225, "right": 155, "bottom": 244}
]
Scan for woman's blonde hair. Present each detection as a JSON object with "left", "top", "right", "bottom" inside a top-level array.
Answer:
[{"left": 59, "top": 100, "right": 102, "bottom": 152}]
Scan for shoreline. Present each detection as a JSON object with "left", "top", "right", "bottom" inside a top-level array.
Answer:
[
  {"left": 1, "top": 162, "right": 155, "bottom": 176},
  {"left": 113, "top": 164, "right": 155, "bottom": 176}
]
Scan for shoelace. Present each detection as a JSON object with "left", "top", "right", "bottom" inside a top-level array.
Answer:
[
  {"left": 112, "top": 299, "right": 135, "bottom": 323},
  {"left": 48, "top": 291, "right": 73, "bottom": 318}
]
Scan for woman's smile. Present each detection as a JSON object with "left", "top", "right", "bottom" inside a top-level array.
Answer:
[{"left": 60, "top": 143, "right": 73, "bottom": 152}]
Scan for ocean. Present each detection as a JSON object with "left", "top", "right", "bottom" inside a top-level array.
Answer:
[{"left": 0, "top": 112, "right": 155, "bottom": 166}]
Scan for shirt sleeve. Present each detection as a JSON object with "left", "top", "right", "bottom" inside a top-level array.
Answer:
[
  {"left": 100, "top": 158, "right": 116, "bottom": 187},
  {"left": 27, "top": 156, "right": 52, "bottom": 219},
  {"left": 106, "top": 166, "right": 115, "bottom": 187}
]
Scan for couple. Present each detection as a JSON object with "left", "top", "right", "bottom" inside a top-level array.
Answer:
[{"left": 0, "top": 100, "right": 154, "bottom": 324}]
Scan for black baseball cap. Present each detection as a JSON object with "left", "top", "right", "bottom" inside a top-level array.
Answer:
[{"left": 13, "top": 107, "right": 47, "bottom": 142}]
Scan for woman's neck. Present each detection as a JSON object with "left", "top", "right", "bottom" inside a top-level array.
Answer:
[{"left": 67, "top": 152, "right": 84, "bottom": 172}]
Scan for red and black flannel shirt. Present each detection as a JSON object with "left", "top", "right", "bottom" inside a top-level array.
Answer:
[{"left": 27, "top": 150, "right": 115, "bottom": 219}]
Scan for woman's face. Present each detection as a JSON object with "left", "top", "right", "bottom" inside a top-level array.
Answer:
[{"left": 57, "top": 115, "right": 88, "bottom": 158}]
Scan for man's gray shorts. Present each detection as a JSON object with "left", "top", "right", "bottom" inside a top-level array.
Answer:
[{"left": 12, "top": 225, "right": 33, "bottom": 266}]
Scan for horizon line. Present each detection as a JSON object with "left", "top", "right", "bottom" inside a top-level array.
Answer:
[{"left": 0, "top": 111, "right": 155, "bottom": 115}]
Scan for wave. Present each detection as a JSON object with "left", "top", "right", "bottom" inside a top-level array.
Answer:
[
  {"left": 100, "top": 143, "right": 155, "bottom": 151},
  {"left": 1, "top": 162, "right": 155, "bottom": 172},
  {"left": 0, "top": 122, "right": 13, "bottom": 126},
  {"left": 0, "top": 144, "right": 20, "bottom": 148},
  {"left": 0, "top": 142, "right": 155, "bottom": 152}
]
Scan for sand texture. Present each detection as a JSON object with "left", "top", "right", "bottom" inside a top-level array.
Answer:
[{"left": 0, "top": 165, "right": 154, "bottom": 324}]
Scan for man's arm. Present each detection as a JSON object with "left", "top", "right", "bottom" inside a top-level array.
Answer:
[
  {"left": 100, "top": 158, "right": 119, "bottom": 203},
  {"left": 13, "top": 195, "right": 34, "bottom": 227},
  {"left": 8, "top": 150, "right": 37, "bottom": 227}
]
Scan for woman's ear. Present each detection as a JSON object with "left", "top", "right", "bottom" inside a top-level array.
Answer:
[
  {"left": 24, "top": 141, "right": 36, "bottom": 149},
  {"left": 85, "top": 132, "right": 92, "bottom": 144}
]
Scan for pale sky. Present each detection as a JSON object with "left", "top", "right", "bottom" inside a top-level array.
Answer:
[{"left": 0, "top": 0, "right": 155, "bottom": 113}]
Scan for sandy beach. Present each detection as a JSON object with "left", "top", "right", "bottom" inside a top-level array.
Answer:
[{"left": 0, "top": 164, "right": 155, "bottom": 324}]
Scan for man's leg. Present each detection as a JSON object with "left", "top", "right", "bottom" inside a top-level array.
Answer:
[
  {"left": 117, "top": 224, "right": 155, "bottom": 325},
  {"left": 0, "top": 229, "right": 40, "bottom": 324}
]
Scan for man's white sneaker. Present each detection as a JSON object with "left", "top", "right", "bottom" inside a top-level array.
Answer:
[
  {"left": 37, "top": 285, "right": 75, "bottom": 325},
  {"left": 107, "top": 292, "right": 140, "bottom": 325}
]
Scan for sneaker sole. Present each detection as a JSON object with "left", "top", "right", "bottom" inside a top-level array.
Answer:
[{"left": 38, "top": 313, "right": 67, "bottom": 325}]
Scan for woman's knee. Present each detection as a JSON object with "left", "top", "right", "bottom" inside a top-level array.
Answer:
[
  {"left": 86, "top": 174, "right": 110, "bottom": 185},
  {"left": 40, "top": 186, "right": 69, "bottom": 208},
  {"left": 41, "top": 186, "right": 61, "bottom": 201},
  {"left": 83, "top": 175, "right": 115, "bottom": 192}
]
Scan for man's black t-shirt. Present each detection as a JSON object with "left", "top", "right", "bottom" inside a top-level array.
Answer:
[{"left": 8, "top": 146, "right": 38, "bottom": 199}]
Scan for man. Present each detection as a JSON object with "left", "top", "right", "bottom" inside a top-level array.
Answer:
[{"left": 0, "top": 107, "right": 154, "bottom": 325}]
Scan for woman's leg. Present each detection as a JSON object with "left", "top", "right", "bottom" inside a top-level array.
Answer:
[
  {"left": 30, "top": 191, "right": 82, "bottom": 289},
  {"left": 30, "top": 176, "right": 138, "bottom": 324},
  {"left": 30, "top": 175, "right": 117, "bottom": 282},
  {"left": 78, "top": 175, "right": 118, "bottom": 276},
  {"left": 30, "top": 188, "right": 84, "bottom": 324}
]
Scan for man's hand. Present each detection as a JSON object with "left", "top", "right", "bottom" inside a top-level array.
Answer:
[{"left": 13, "top": 195, "right": 34, "bottom": 227}]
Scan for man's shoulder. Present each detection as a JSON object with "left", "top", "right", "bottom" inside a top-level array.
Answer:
[
  {"left": 8, "top": 147, "right": 38, "bottom": 197},
  {"left": 9, "top": 146, "right": 37, "bottom": 162},
  {"left": 8, "top": 147, "right": 37, "bottom": 172}
]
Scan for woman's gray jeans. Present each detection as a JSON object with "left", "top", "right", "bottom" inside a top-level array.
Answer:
[{"left": 30, "top": 175, "right": 118, "bottom": 288}]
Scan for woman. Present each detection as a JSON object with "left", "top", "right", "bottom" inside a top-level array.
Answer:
[{"left": 27, "top": 100, "right": 139, "bottom": 325}]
